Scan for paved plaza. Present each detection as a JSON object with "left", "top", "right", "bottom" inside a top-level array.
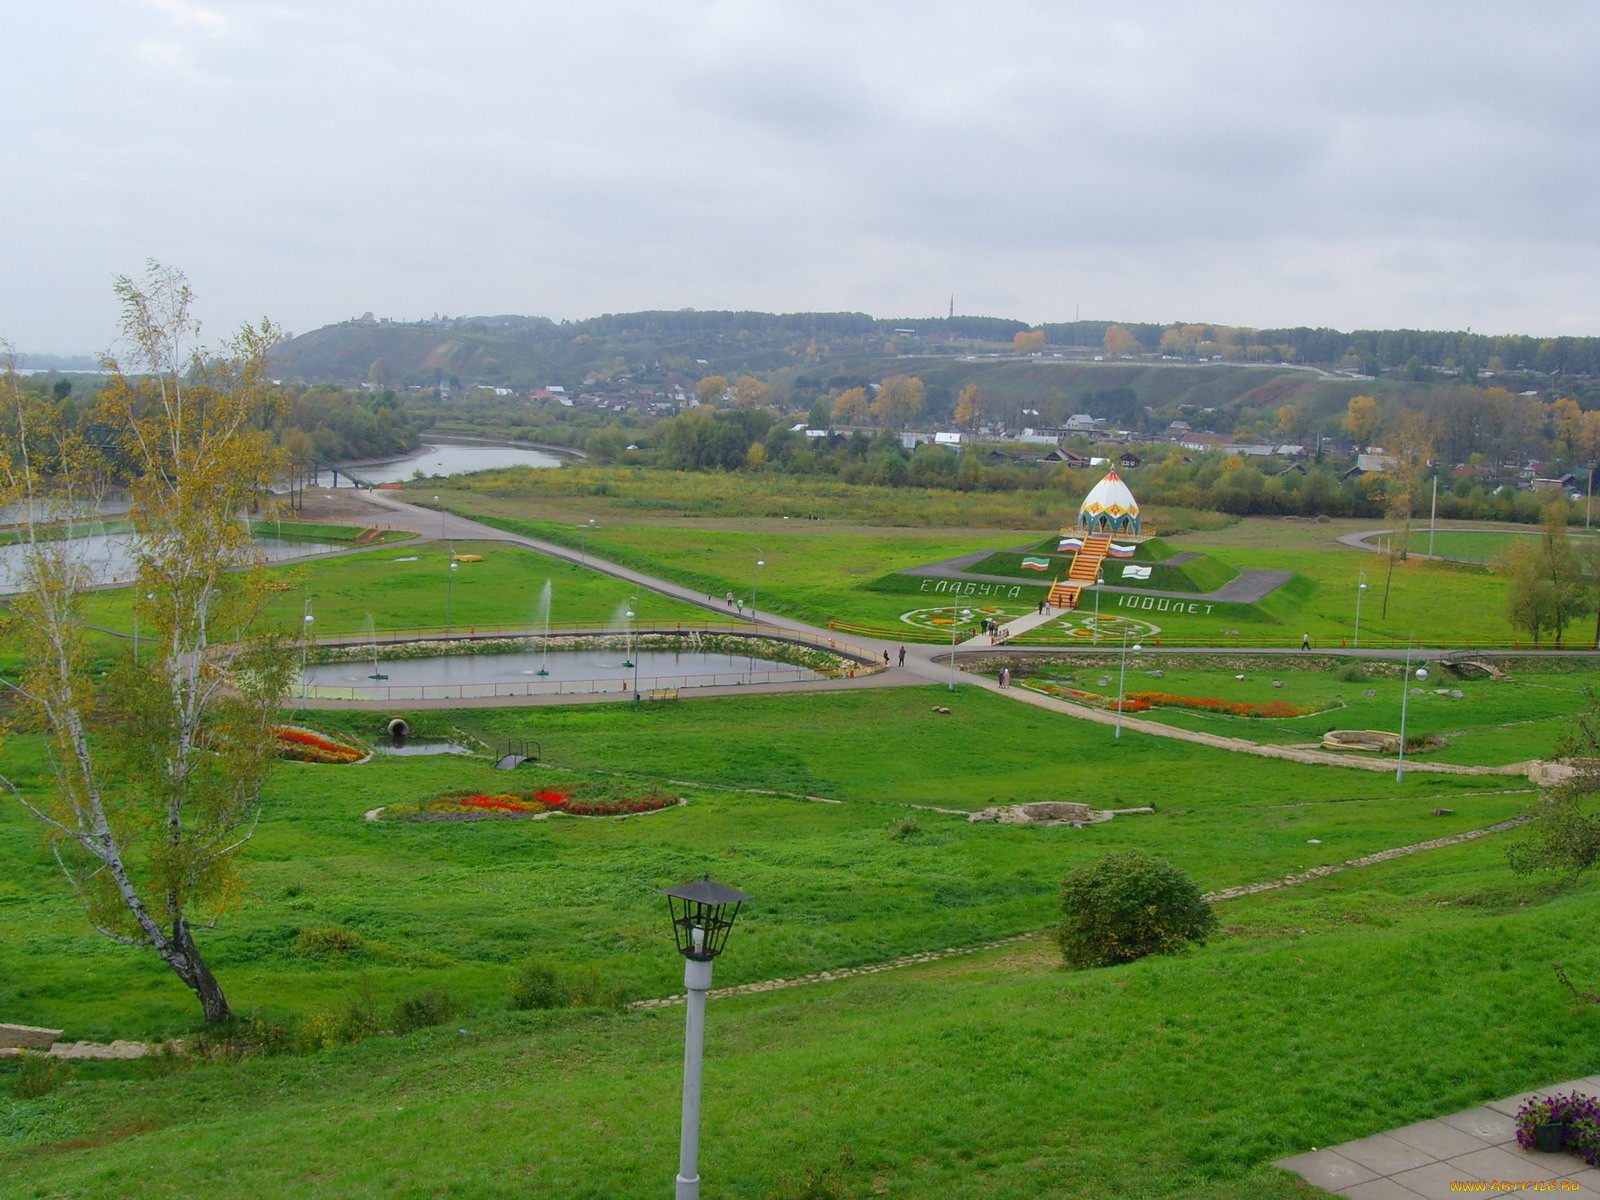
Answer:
[{"left": 1276, "top": 1077, "right": 1600, "bottom": 1197}]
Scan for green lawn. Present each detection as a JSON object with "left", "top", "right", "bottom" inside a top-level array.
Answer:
[
  {"left": 424, "top": 493, "right": 1545, "bottom": 646},
  {"left": 1371, "top": 527, "right": 1600, "bottom": 564},
  {"left": 0, "top": 686, "right": 1531, "bottom": 1040},
  {"left": 999, "top": 661, "right": 1593, "bottom": 766},
  {"left": 80, "top": 541, "right": 711, "bottom": 643},
  {"left": 5, "top": 831, "right": 1596, "bottom": 1200}
]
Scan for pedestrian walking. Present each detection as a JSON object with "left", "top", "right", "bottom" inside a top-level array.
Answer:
[
  {"left": 1000, "top": 667, "right": 1010, "bottom": 688},
  {"left": 1301, "top": 632, "right": 1311, "bottom": 651},
  {"left": 897, "top": 646, "right": 906, "bottom": 667},
  {"left": 882, "top": 650, "right": 890, "bottom": 666}
]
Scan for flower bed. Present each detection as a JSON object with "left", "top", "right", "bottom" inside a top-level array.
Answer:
[
  {"left": 1020, "top": 682, "right": 1149, "bottom": 712},
  {"left": 272, "top": 725, "right": 365, "bottom": 764},
  {"left": 383, "top": 780, "right": 680, "bottom": 822},
  {"left": 1124, "top": 692, "right": 1322, "bottom": 719}
]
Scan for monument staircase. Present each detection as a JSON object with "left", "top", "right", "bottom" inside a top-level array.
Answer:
[{"left": 1047, "top": 533, "right": 1113, "bottom": 609}]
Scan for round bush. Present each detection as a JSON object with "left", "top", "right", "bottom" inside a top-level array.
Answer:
[{"left": 1054, "top": 849, "right": 1216, "bottom": 969}]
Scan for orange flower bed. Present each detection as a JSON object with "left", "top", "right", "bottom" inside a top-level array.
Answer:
[
  {"left": 413, "top": 786, "right": 678, "bottom": 820},
  {"left": 271, "top": 725, "right": 364, "bottom": 764},
  {"left": 1124, "top": 692, "right": 1318, "bottom": 719}
]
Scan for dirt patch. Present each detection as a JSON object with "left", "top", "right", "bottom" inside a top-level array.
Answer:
[{"left": 282, "top": 487, "right": 395, "bottom": 526}]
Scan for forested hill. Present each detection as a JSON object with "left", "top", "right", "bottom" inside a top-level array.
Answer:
[{"left": 272, "top": 308, "right": 1600, "bottom": 394}]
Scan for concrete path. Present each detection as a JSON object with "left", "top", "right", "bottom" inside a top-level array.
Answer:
[
  {"left": 1276, "top": 1077, "right": 1600, "bottom": 1197},
  {"left": 957, "top": 605, "right": 1063, "bottom": 648}
]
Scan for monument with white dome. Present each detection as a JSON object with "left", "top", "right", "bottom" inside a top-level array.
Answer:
[{"left": 1076, "top": 470, "right": 1143, "bottom": 538}]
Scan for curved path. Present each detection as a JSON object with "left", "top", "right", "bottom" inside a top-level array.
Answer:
[{"left": 335, "top": 490, "right": 1577, "bottom": 778}]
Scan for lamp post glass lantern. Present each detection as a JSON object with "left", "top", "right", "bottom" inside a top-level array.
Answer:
[
  {"left": 663, "top": 876, "right": 753, "bottom": 1200},
  {"left": 1396, "top": 652, "right": 1428, "bottom": 782},
  {"left": 1115, "top": 635, "right": 1142, "bottom": 738},
  {"left": 1354, "top": 570, "right": 1368, "bottom": 647},
  {"left": 300, "top": 605, "right": 314, "bottom": 705},
  {"left": 625, "top": 607, "right": 640, "bottom": 694}
]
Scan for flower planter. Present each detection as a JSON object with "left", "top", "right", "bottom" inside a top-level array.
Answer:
[{"left": 1535, "top": 1123, "right": 1568, "bottom": 1153}]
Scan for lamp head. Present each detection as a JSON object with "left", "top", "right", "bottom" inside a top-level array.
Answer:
[{"left": 662, "top": 875, "right": 753, "bottom": 961}]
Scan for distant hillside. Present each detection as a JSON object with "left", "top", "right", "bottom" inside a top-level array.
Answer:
[
  {"left": 274, "top": 322, "right": 556, "bottom": 388},
  {"left": 271, "top": 308, "right": 1600, "bottom": 415}
]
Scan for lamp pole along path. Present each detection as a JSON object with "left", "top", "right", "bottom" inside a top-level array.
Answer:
[
  {"left": 1354, "top": 570, "right": 1368, "bottom": 647},
  {"left": 1396, "top": 645, "right": 1427, "bottom": 782},
  {"left": 1116, "top": 633, "right": 1142, "bottom": 739},
  {"left": 663, "top": 876, "right": 752, "bottom": 1200}
]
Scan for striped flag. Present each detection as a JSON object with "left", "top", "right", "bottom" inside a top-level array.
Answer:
[{"left": 1021, "top": 556, "right": 1051, "bottom": 571}]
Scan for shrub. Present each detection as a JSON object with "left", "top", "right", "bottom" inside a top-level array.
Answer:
[
  {"left": 391, "top": 988, "right": 458, "bottom": 1034},
  {"left": 294, "top": 926, "right": 364, "bottom": 956},
  {"left": 13, "top": 1052, "right": 72, "bottom": 1099},
  {"left": 1337, "top": 662, "right": 1368, "bottom": 682},
  {"left": 188, "top": 1016, "right": 295, "bottom": 1061},
  {"left": 1054, "top": 849, "right": 1216, "bottom": 970},
  {"left": 888, "top": 817, "right": 921, "bottom": 840},
  {"left": 298, "top": 991, "right": 382, "bottom": 1051},
  {"left": 509, "top": 958, "right": 570, "bottom": 1010},
  {"left": 565, "top": 966, "right": 625, "bottom": 1011},
  {"left": 508, "top": 959, "right": 623, "bottom": 1010}
]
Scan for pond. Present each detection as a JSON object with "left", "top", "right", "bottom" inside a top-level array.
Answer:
[
  {"left": 320, "top": 441, "right": 564, "bottom": 487},
  {"left": 0, "top": 532, "right": 341, "bottom": 595},
  {"left": 371, "top": 736, "right": 475, "bottom": 756},
  {"left": 301, "top": 647, "right": 827, "bottom": 701}
]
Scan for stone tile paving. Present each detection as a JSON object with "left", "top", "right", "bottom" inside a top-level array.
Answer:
[{"left": 1277, "top": 1076, "right": 1600, "bottom": 1198}]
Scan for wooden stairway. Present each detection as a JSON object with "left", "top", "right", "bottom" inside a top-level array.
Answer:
[
  {"left": 1067, "top": 533, "right": 1112, "bottom": 582},
  {"left": 1048, "top": 580, "right": 1082, "bottom": 609},
  {"left": 1048, "top": 534, "right": 1112, "bottom": 609}
]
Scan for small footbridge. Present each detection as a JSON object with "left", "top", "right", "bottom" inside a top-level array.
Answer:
[{"left": 494, "top": 739, "right": 541, "bottom": 770}]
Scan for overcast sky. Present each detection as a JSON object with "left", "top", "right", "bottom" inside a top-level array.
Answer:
[{"left": 7, "top": 1, "right": 1600, "bottom": 354}]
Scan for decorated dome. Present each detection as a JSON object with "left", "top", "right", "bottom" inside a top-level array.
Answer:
[{"left": 1077, "top": 470, "right": 1141, "bottom": 535}]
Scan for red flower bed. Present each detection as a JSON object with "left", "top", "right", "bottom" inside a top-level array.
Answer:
[
  {"left": 271, "top": 725, "right": 363, "bottom": 764},
  {"left": 419, "top": 786, "right": 671, "bottom": 820},
  {"left": 1124, "top": 692, "right": 1318, "bottom": 719}
]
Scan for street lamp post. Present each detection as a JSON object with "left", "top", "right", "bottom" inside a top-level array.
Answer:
[
  {"left": 1115, "top": 634, "right": 1143, "bottom": 739},
  {"left": 1395, "top": 648, "right": 1428, "bottom": 782},
  {"left": 751, "top": 558, "right": 764, "bottom": 622},
  {"left": 1093, "top": 575, "right": 1103, "bottom": 643},
  {"left": 626, "top": 608, "right": 640, "bottom": 698},
  {"left": 663, "top": 875, "right": 753, "bottom": 1200},
  {"left": 580, "top": 518, "right": 596, "bottom": 563},
  {"left": 946, "top": 606, "right": 971, "bottom": 691},
  {"left": 300, "top": 603, "right": 314, "bottom": 707},
  {"left": 1354, "top": 571, "right": 1369, "bottom": 647},
  {"left": 446, "top": 560, "right": 458, "bottom": 630}
]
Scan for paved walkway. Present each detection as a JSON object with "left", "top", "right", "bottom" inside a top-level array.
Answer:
[
  {"left": 1276, "top": 1077, "right": 1600, "bottom": 1197},
  {"left": 957, "top": 605, "right": 1063, "bottom": 648}
]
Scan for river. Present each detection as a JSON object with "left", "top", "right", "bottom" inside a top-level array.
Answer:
[{"left": 318, "top": 440, "right": 566, "bottom": 487}]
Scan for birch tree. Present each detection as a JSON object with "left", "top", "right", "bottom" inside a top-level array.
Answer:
[{"left": 0, "top": 263, "right": 294, "bottom": 1025}]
